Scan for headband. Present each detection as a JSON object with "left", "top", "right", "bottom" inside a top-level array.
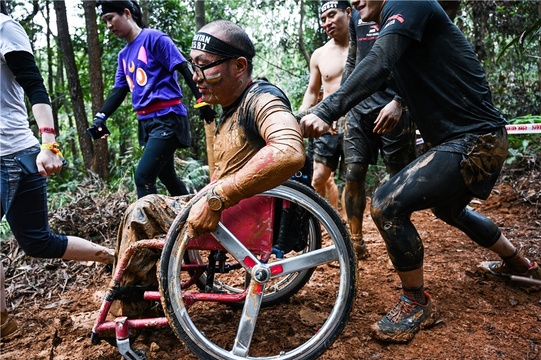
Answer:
[
  {"left": 192, "top": 32, "right": 252, "bottom": 60},
  {"left": 320, "top": 1, "right": 350, "bottom": 15},
  {"left": 96, "top": 1, "right": 133, "bottom": 16}
]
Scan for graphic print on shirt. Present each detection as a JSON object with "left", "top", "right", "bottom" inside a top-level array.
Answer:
[
  {"left": 383, "top": 14, "right": 405, "bottom": 29},
  {"left": 122, "top": 46, "right": 149, "bottom": 91},
  {"left": 358, "top": 22, "right": 379, "bottom": 43},
  {"left": 357, "top": 22, "right": 380, "bottom": 59}
]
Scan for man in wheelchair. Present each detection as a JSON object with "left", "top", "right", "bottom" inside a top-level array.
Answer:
[{"left": 111, "top": 19, "right": 306, "bottom": 317}]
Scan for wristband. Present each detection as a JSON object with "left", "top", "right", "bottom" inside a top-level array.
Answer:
[
  {"left": 393, "top": 96, "right": 407, "bottom": 107},
  {"left": 39, "top": 127, "right": 56, "bottom": 135},
  {"left": 194, "top": 97, "right": 210, "bottom": 109},
  {"left": 40, "top": 142, "right": 63, "bottom": 158},
  {"left": 94, "top": 112, "right": 107, "bottom": 120}
]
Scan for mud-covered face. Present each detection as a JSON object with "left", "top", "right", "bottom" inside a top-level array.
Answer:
[{"left": 189, "top": 49, "right": 240, "bottom": 106}]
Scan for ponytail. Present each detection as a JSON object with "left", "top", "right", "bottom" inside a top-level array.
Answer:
[
  {"left": 96, "top": 0, "right": 146, "bottom": 28},
  {"left": 130, "top": 1, "right": 146, "bottom": 29}
]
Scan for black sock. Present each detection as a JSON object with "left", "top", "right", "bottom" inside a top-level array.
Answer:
[
  {"left": 402, "top": 285, "right": 426, "bottom": 305},
  {"left": 501, "top": 248, "right": 531, "bottom": 273}
]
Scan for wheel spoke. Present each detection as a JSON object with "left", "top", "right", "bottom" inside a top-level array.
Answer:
[
  {"left": 269, "top": 246, "right": 338, "bottom": 278},
  {"left": 231, "top": 281, "right": 266, "bottom": 356},
  {"left": 161, "top": 180, "right": 357, "bottom": 360},
  {"left": 211, "top": 222, "right": 261, "bottom": 270}
]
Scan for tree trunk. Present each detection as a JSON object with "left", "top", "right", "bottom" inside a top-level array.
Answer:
[
  {"left": 54, "top": 0, "right": 93, "bottom": 170},
  {"left": 83, "top": 0, "right": 109, "bottom": 179},
  {"left": 44, "top": 1, "right": 59, "bottom": 130},
  {"left": 297, "top": 0, "right": 310, "bottom": 65},
  {"left": 194, "top": 0, "right": 215, "bottom": 177},
  {"left": 57, "top": 55, "right": 78, "bottom": 159},
  {"left": 140, "top": 0, "right": 148, "bottom": 28},
  {"left": 195, "top": 0, "right": 205, "bottom": 31},
  {"left": 470, "top": 0, "right": 490, "bottom": 62}
]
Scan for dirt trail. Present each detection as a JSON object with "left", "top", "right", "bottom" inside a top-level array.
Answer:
[{"left": 1, "top": 182, "right": 540, "bottom": 360}]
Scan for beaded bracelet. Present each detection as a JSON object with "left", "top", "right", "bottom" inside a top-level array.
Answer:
[
  {"left": 39, "top": 127, "right": 56, "bottom": 135},
  {"left": 40, "top": 142, "right": 63, "bottom": 158}
]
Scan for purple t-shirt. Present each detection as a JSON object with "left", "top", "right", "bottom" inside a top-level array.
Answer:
[{"left": 115, "top": 28, "right": 187, "bottom": 119}]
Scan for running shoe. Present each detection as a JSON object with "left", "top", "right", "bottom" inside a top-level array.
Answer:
[{"left": 370, "top": 292, "right": 437, "bottom": 343}]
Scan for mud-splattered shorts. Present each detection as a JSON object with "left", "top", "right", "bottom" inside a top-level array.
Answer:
[
  {"left": 313, "top": 116, "right": 345, "bottom": 172},
  {"left": 343, "top": 110, "right": 416, "bottom": 168},
  {"left": 435, "top": 127, "right": 508, "bottom": 199}
]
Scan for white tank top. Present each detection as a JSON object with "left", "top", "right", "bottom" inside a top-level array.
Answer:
[{"left": 0, "top": 14, "right": 40, "bottom": 156}]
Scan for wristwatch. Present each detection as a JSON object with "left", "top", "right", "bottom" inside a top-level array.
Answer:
[{"left": 207, "top": 186, "right": 224, "bottom": 211}]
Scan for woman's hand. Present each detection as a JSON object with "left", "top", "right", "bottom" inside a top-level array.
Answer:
[{"left": 36, "top": 150, "right": 64, "bottom": 177}]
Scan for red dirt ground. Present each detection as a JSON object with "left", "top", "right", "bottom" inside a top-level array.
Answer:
[{"left": 1, "top": 180, "right": 540, "bottom": 360}]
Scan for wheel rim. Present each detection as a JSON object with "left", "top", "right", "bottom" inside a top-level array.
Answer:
[{"left": 162, "top": 183, "right": 355, "bottom": 360}]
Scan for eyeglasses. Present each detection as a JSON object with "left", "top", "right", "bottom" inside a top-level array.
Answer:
[{"left": 187, "top": 57, "right": 233, "bottom": 81}]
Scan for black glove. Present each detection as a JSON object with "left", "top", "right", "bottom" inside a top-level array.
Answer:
[
  {"left": 92, "top": 112, "right": 107, "bottom": 130},
  {"left": 198, "top": 105, "right": 217, "bottom": 124},
  {"left": 87, "top": 112, "right": 110, "bottom": 140}
]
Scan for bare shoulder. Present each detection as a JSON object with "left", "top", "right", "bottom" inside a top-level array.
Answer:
[
  {"left": 311, "top": 41, "right": 339, "bottom": 65},
  {"left": 310, "top": 45, "right": 326, "bottom": 64}
]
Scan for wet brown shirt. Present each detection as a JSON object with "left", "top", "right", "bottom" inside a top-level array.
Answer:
[{"left": 212, "top": 80, "right": 305, "bottom": 204}]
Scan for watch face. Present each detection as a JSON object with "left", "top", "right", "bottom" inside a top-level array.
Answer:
[{"left": 207, "top": 193, "right": 223, "bottom": 211}]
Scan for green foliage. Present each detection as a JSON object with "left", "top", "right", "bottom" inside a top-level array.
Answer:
[
  {"left": 146, "top": 0, "right": 195, "bottom": 50},
  {"left": 505, "top": 115, "right": 541, "bottom": 167},
  {"left": 497, "top": 18, "right": 541, "bottom": 63},
  {"left": 0, "top": 221, "right": 12, "bottom": 241},
  {"left": 173, "top": 157, "right": 210, "bottom": 193},
  {"left": 5, "top": 0, "right": 540, "bottom": 211},
  {"left": 458, "top": 1, "right": 540, "bottom": 119}
]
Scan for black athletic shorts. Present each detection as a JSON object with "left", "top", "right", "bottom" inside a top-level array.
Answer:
[
  {"left": 138, "top": 112, "right": 190, "bottom": 148},
  {"left": 343, "top": 109, "right": 416, "bottom": 168},
  {"left": 313, "top": 131, "right": 343, "bottom": 172}
]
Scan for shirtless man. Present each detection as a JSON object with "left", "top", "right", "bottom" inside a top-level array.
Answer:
[{"left": 298, "top": 0, "right": 351, "bottom": 215}]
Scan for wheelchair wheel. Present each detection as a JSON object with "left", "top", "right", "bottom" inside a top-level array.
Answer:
[{"left": 159, "top": 180, "right": 357, "bottom": 360}]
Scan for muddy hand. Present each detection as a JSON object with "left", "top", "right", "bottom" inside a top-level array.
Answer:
[
  {"left": 300, "top": 113, "right": 331, "bottom": 138},
  {"left": 186, "top": 196, "right": 222, "bottom": 237}
]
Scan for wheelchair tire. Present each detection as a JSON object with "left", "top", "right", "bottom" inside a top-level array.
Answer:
[{"left": 159, "top": 180, "right": 357, "bottom": 360}]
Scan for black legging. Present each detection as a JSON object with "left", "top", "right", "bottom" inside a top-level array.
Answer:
[
  {"left": 370, "top": 150, "right": 501, "bottom": 272},
  {"left": 135, "top": 137, "right": 189, "bottom": 198}
]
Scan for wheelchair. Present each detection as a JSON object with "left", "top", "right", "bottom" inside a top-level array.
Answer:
[{"left": 91, "top": 180, "right": 357, "bottom": 360}]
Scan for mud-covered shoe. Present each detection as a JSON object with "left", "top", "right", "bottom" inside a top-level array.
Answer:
[
  {"left": 480, "top": 260, "right": 541, "bottom": 280},
  {"left": 480, "top": 258, "right": 541, "bottom": 291},
  {"left": 1, "top": 311, "right": 18, "bottom": 338},
  {"left": 370, "top": 292, "right": 437, "bottom": 343}
]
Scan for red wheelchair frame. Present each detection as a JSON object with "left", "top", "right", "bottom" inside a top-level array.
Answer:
[{"left": 91, "top": 196, "right": 277, "bottom": 357}]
